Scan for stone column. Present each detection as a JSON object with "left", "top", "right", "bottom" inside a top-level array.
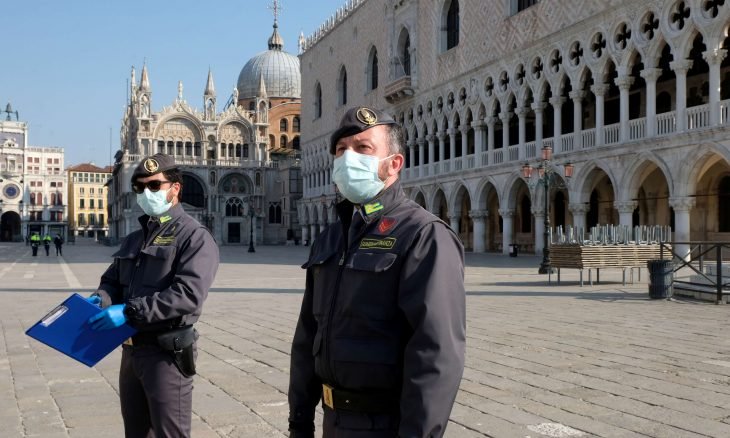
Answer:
[
  {"left": 703, "top": 49, "right": 727, "bottom": 126},
  {"left": 533, "top": 208, "right": 545, "bottom": 253},
  {"left": 569, "top": 90, "right": 585, "bottom": 148},
  {"left": 409, "top": 142, "right": 416, "bottom": 169},
  {"left": 427, "top": 134, "right": 436, "bottom": 165},
  {"left": 532, "top": 102, "right": 546, "bottom": 150},
  {"left": 670, "top": 60, "right": 693, "bottom": 132},
  {"left": 591, "top": 84, "right": 608, "bottom": 146},
  {"left": 615, "top": 74, "right": 634, "bottom": 141},
  {"left": 301, "top": 223, "right": 309, "bottom": 245},
  {"left": 569, "top": 203, "right": 590, "bottom": 231},
  {"left": 310, "top": 223, "right": 318, "bottom": 243},
  {"left": 640, "top": 68, "right": 662, "bottom": 136},
  {"left": 417, "top": 139, "right": 426, "bottom": 167},
  {"left": 549, "top": 96, "right": 565, "bottom": 148},
  {"left": 669, "top": 196, "right": 696, "bottom": 261},
  {"left": 500, "top": 112, "right": 512, "bottom": 148},
  {"left": 460, "top": 126, "right": 469, "bottom": 159},
  {"left": 448, "top": 128, "right": 457, "bottom": 160},
  {"left": 499, "top": 208, "right": 514, "bottom": 255},
  {"left": 448, "top": 214, "right": 460, "bottom": 235},
  {"left": 472, "top": 120, "right": 485, "bottom": 155},
  {"left": 470, "top": 210, "right": 488, "bottom": 253},
  {"left": 615, "top": 201, "right": 638, "bottom": 227},
  {"left": 515, "top": 106, "right": 527, "bottom": 160},
  {"left": 486, "top": 116, "right": 496, "bottom": 152},
  {"left": 438, "top": 132, "right": 447, "bottom": 162}
]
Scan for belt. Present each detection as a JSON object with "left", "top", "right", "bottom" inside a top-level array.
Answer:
[
  {"left": 123, "top": 331, "right": 164, "bottom": 347},
  {"left": 322, "top": 384, "right": 398, "bottom": 413}
]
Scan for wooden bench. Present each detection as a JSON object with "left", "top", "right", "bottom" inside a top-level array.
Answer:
[{"left": 549, "top": 244, "right": 672, "bottom": 286}]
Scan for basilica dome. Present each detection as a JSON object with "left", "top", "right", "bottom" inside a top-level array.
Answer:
[{"left": 237, "top": 23, "right": 301, "bottom": 100}]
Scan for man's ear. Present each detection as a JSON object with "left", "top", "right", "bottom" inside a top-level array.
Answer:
[{"left": 389, "top": 154, "right": 405, "bottom": 175}]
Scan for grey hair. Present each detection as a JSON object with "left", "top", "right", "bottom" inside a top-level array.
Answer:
[{"left": 386, "top": 124, "right": 405, "bottom": 155}]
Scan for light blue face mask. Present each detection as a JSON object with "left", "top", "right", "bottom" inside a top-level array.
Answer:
[
  {"left": 136, "top": 187, "right": 173, "bottom": 217},
  {"left": 332, "top": 150, "right": 394, "bottom": 204}
]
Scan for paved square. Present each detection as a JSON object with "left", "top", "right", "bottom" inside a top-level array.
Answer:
[{"left": 1, "top": 239, "right": 729, "bottom": 437}]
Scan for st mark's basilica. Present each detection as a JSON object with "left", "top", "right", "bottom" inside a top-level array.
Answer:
[{"left": 108, "top": 15, "right": 302, "bottom": 246}]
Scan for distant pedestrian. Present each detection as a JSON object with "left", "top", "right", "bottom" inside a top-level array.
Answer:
[
  {"left": 54, "top": 234, "right": 64, "bottom": 256},
  {"left": 43, "top": 234, "right": 52, "bottom": 256},
  {"left": 30, "top": 233, "right": 40, "bottom": 256}
]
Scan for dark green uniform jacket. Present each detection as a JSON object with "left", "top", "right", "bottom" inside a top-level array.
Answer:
[
  {"left": 93, "top": 203, "right": 219, "bottom": 331},
  {"left": 289, "top": 180, "right": 466, "bottom": 438}
]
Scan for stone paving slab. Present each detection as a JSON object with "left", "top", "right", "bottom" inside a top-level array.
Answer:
[{"left": 1, "top": 238, "right": 730, "bottom": 437}]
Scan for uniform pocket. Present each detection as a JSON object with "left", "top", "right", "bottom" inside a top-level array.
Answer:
[
  {"left": 140, "top": 246, "right": 176, "bottom": 287},
  {"left": 302, "top": 248, "right": 338, "bottom": 317},
  {"left": 332, "top": 338, "right": 399, "bottom": 390},
  {"left": 340, "top": 252, "right": 399, "bottom": 321},
  {"left": 112, "top": 245, "right": 139, "bottom": 287},
  {"left": 346, "top": 252, "right": 397, "bottom": 272}
]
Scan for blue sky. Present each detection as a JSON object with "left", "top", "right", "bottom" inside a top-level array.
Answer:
[{"left": 0, "top": 0, "right": 345, "bottom": 167}]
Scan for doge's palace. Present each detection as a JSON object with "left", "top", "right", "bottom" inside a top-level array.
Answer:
[{"left": 300, "top": 0, "right": 730, "bottom": 258}]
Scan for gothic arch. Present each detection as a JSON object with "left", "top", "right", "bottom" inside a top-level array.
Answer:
[
  {"left": 153, "top": 115, "right": 205, "bottom": 142},
  {"left": 569, "top": 159, "right": 619, "bottom": 204},
  {"left": 618, "top": 153, "right": 674, "bottom": 201},
  {"left": 682, "top": 142, "right": 730, "bottom": 195}
]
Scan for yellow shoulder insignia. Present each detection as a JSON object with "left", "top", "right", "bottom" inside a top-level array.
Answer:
[{"left": 363, "top": 202, "right": 384, "bottom": 215}]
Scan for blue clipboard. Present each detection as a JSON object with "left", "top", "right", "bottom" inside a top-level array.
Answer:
[{"left": 25, "top": 293, "right": 137, "bottom": 367}]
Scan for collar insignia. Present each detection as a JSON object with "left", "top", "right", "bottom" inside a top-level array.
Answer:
[
  {"left": 363, "top": 201, "right": 383, "bottom": 216},
  {"left": 143, "top": 158, "right": 159, "bottom": 173},
  {"left": 356, "top": 107, "right": 377, "bottom": 126},
  {"left": 159, "top": 215, "right": 172, "bottom": 223},
  {"left": 377, "top": 217, "right": 397, "bottom": 234}
]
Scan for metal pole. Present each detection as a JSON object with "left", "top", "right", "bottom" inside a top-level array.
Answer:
[
  {"left": 248, "top": 208, "right": 255, "bottom": 253},
  {"left": 717, "top": 245, "right": 722, "bottom": 304},
  {"left": 539, "top": 175, "right": 552, "bottom": 274}
]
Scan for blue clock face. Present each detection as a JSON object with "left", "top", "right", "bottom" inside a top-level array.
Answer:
[{"left": 3, "top": 184, "right": 20, "bottom": 199}]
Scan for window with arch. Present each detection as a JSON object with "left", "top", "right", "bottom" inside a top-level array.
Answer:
[
  {"left": 367, "top": 47, "right": 379, "bottom": 91},
  {"left": 225, "top": 198, "right": 244, "bottom": 217},
  {"left": 293, "top": 116, "right": 301, "bottom": 132},
  {"left": 292, "top": 136, "right": 300, "bottom": 150},
  {"left": 280, "top": 118, "right": 288, "bottom": 132},
  {"left": 512, "top": 0, "right": 539, "bottom": 15},
  {"left": 337, "top": 67, "right": 348, "bottom": 106},
  {"left": 268, "top": 203, "right": 283, "bottom": 224},
  {"left": 314, "top": 83, "right": 322, "bottom": 119},
  {"left": 243, "top": 144, "right": 249, "bottom": 158},
  {"left": 280, "top": 135, "right": 288, "bottom": 148},
  {"left": 255, "top": 171, "right": 262, "bottom": 187},
  {"left": 399, "top": 31, "right": 411, "bottom": 76},
  {"left": 182, "top": 174, "right": 205, "bottom": 208},
  {"left": 442, "top": 0, "right": 460, "bottom": 52}
]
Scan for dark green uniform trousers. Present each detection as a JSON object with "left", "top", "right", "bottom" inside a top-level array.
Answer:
[{"left": 119, "top": 344, "right": 194, "bottom": 438}]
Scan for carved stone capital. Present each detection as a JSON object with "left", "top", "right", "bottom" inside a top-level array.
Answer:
[
  {"left": 515, "top": 107, "right": 529, "bottom": 118},
  {"left": 640, "top": 68, "right": 663, "bottom": 82},
  {"left": 591, "top": 83, "right": 609, "bottom": 97},
  {"left": 614, "top": 201, "right": 638, "bottom": 214},
  {"left": 417, "top": 138, "right": 427, "bottom": 147},
  {"left": 615, "top": 75, "right": 635, "bottom": 90},
  {"left": 469, "top": 209, "right": 488, "bottom": 219},
  {"left": 498, "top": 208, "right": 515, "bottom": 218},
  {"left": 703, "top": 49, "right": 727, "bottom": 66},
  {"left": 569, "top": 203, "right": 590, "bottom": 214},
  {"left": 531, "top": 102, "right": 547, "bottom": 112},
  {"left": 486, "top": 116, "right": 498, "bottom": 126},
  {"left": 670, "top": 59, "right": 693, "bottom": 75},
  {"left": 426, "top": 134, "right": 436, "bottom": 143},
  {"left": 499, "top": 111, "right": 513, "bottom": 122},
  {"left": 569, "top": 90, "right": 586, "bottom": 101},
  {"left": 532, "top": 208, "right": 546, "bottom": 217},
  {"left": 668, "top": 196, "right": 696, "bottom": 211},
  {"left": 549, "top": 96, "right": 566, "bottom": 107}
]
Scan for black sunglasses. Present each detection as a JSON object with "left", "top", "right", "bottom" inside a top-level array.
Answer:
[{"left": 132, "top": 180, "right": 173, "bottom": 194}]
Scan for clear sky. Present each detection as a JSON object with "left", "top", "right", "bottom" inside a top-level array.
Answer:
[{"left": 0, "top": 0, "right": 346, "bottom": 168}]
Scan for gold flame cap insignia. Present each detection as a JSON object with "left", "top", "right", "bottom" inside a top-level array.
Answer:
[
  {"left": 356, "top": 107, "right": 378, "bottom": 126},
  {"left": 143, "top": 158, "right": 159, "bottom": 174}
]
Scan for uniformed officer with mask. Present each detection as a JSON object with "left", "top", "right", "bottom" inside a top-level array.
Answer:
[
  {"left": 288, "top": 107, "right": 466, "bottom": 438},
  {"left": 86, "top": 153, "right": 219, "bottom": 437}
]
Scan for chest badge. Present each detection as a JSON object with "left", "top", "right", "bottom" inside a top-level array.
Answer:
[{"left": 377, "top": 217, "right": 397, "bottom": 234}]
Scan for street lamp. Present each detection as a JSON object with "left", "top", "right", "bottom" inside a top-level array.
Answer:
[
  {"left": 248, "top": 201, "right": 256, "bottom": 253},
  {"left": 521, "top": 146, "right": 574, "bottom": 274}
]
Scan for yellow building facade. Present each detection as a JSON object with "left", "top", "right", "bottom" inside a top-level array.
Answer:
[{"left": 67, "top": 163, "right": 112, "bottom": 240}]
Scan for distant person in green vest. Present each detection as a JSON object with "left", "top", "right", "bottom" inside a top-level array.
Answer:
[
  {"left": 30, "top": 233, "right": 41, "bottom": 256},
  {"left": 43, "top": 234, "right": 52, "bottom": 256}
]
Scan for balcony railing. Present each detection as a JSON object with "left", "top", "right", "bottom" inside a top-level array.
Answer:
[{"left": 402, "top": 99, "right": 730, "bottom": 182}]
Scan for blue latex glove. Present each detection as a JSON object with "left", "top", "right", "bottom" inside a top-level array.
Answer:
[
  {"left": 88, "top": 304, "right": 127, "bottom": 331},
  {"left": 85, "top": 296, "right": 101, "bottom": 307}
]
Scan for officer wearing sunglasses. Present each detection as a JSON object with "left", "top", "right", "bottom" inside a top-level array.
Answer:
[{"left": 86, "top": 153, "right": 219, "bottom": 437}]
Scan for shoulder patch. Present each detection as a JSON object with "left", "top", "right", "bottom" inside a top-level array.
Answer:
[
  {"left": 359, "top": 237, "right": 397, "bottom": 250},
  {"left": 363, "top": 202, "right": 384, "bottom": 215}
]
